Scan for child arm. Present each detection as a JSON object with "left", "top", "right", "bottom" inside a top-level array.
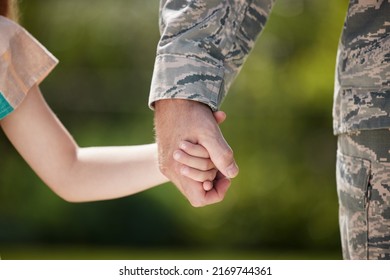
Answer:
[{"left": 1, "top": 85, "right": 168, "bottom": 202}]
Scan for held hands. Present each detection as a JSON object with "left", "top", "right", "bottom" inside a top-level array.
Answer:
[
  {"left": 173, "top": 111, "right": 227, "bottom": 191},
  {"left": 154, "top": 100, "right": 238, "bottom": 207}
]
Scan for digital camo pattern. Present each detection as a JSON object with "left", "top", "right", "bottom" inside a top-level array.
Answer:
[
  {"left": 337, "top": 130, "right": 390, "bottom": 259},
  {"left": 335, "top": 3, "right": 390, "bottom": 258},
  {"left": 333, "top": 0, "right": 390, "bottom": 135},
  {"left": 149, "top": 0, "right": 390, "bottom": 260},
  {"left": 149, "top": 0, "right": 275, "bottom": 110}
]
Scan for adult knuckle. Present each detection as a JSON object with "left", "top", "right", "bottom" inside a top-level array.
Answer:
[{"left": 222, "top": 148, "right": 234, "bottom": 160}]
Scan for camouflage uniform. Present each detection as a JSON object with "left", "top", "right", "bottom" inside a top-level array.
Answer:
[
  {"left": 149, "top": 0, "right": 275, "bottom": 110},
  {"left": 334, "top": 1, "right": 390, "bottom": 259},
  {"left": 149, "top": 0, "right": 390, "bottom": 259}
]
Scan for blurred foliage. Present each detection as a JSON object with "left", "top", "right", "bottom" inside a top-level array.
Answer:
[{"left": 0, "top": 0, "right": 350, "bottom": 259}]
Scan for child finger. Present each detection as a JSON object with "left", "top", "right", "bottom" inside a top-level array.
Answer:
[
  {"left": 180, "top": 166, "right": 218, "bottom": 182},
  {"left": 213, "top": 111, "right": 226, "bottom": 125},
  {"left": 203, "top": 181, "right": 214, "bottom": 191},
  {"left": 173, "top": 150, "right": 215, "bottom": 171},
  {"left": 179, "top": 141, "right": 209, "bottom": 158}
]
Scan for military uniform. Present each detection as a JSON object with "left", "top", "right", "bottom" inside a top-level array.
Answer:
[
  {"left": 334, "top": 0, "right": 390, "bottom": 260},
  {"left": 148, "top": 0, "right": 389, "bottom": 259}
]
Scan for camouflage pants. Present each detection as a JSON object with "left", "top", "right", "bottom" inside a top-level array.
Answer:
[{"left": 337, "top": 129, "right": 390, "bottom": 259}]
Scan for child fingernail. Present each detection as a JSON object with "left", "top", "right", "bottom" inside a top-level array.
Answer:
[
  {"left": 173, "top": 151, "right": 181, "bottom": 160},
  {"left": 179, "top": 142, "right": 187, "bottom": 150},
  {"left": 180, "top": 167, "right": 189, "bottom": 175}
]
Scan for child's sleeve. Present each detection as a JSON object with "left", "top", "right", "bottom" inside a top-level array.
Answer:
[{"left": 0, "top": 16, "right": 58, "bottom": 119}]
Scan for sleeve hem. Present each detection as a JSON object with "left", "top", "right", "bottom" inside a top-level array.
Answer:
[
  {"left": 0, "top": 24, "right": 58, "bottom": 119},
  {"left": 148, "top": 54, "right": 225, "bottom": 111}
]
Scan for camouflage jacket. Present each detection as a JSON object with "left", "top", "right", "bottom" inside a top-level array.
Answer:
[
  {"left": 149, "top": 0, "right": 390, "bottom": 135},
  {"left": 333, "top": 0, "right": 390, "bottom": 134}
]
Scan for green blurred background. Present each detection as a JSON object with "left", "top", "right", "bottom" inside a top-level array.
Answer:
[{"left": 0, "top": 0, "right": 350, "bottom": 259}]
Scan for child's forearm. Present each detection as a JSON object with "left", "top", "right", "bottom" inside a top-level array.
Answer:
[
  {"left": 64, "top": 144, "right": 168, "bottom": 202},
  {"left": 1, "top": 85, "right": 168, "bottom": 202}
]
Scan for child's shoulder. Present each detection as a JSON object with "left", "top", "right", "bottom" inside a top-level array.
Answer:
[
  {"left": 0, "top": 16, "right": 26, "bottom": 54},
  {"left": 0, "top": 15, "right": 23, "bottom": 38},
  {"left": 0, "top": 15, "right": 20, "bottom": 28},
  {"left": 0, "top": 15, "right": 57, "bottom": 69},
  {"left": 0, "top": 16, "right": 58, "bottom": 120}
]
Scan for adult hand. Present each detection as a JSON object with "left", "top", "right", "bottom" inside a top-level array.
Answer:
[
  {"left": 174, "top": 110, "right": 226, "bottom": 191},
  {"left": 154, "top": 99, "right": 238, "bottom": 207}
]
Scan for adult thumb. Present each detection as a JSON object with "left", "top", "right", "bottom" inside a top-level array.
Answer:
[{"left": 202, "top": 133, "right": 239, "bottom": 179}]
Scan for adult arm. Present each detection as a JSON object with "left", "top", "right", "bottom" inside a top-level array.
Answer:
[{"left": 150, "top": 0, "right": 275, "bottom": 206}]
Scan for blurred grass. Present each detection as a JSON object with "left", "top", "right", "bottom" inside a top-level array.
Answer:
[{"left": 0, "top": 246, "right": 341, "bottom": 260}]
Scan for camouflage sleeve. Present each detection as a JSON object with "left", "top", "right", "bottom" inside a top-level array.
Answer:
[
  {"left": 149, "top": 0, "right": 275, "bottom": 111},
  {"left": 332, "top": 1, "right": 390, "bottom": 135}
]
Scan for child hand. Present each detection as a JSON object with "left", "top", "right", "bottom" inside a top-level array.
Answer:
[
  {"left": 173, "top": 111, "right": 227, "bottom": 191},
  {"left": 173, "top": 141, "right": 217, "bottom": 191}
]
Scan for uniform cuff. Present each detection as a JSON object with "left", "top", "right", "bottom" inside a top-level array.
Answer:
[{"left": 148, "top": 54, "right": 225, "bottom": 111}]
